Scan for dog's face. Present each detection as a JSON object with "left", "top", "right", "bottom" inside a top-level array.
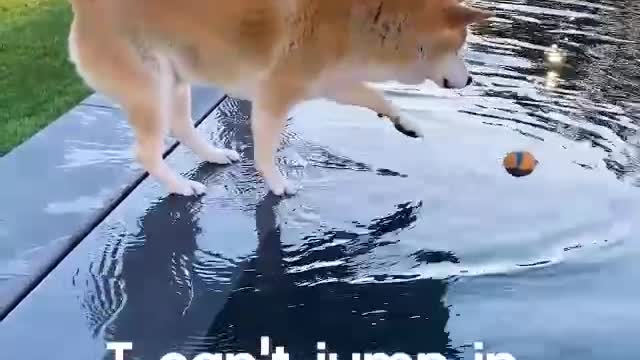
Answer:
[
  {"left": 428, "top": 27, "right": 473, "bottom": 89},
  {"left": 398, "top": 1, "right": 492, "bottom": 89}
]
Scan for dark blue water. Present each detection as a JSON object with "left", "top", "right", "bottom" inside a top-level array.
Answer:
[{"left": 1, "top": 0, "right": 639, "bottom": 359}]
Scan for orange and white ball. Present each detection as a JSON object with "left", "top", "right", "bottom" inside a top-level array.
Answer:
[{"left": 503, "top": 151, "right": 538, "bottom": 177}]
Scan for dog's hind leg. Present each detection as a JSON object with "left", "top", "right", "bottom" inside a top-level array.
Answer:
[
  {"left": 69, "top": 26, "right": 211, "bottom": 196},
  {"left": 169, "top": 83, "right": 241, "bottom": 164},
  {"left": 124, "top": 88, "right": 211, "bottom": 196}
]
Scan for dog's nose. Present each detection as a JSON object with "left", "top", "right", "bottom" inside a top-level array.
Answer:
[{"left": 443, "top": 77, "right": 472, "bottom": 89}]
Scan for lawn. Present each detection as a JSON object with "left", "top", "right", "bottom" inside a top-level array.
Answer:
[{"left": 0, "top": 0, "right": 91, "bottom": 155}]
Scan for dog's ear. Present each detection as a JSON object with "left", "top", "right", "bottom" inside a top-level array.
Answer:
[{"left": 444, "top": 4, "right": 493, "bottom": 27}]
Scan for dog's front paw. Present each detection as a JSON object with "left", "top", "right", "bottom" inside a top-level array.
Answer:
[
  {"left": 378, "top": 113, "right": 424, "bottom": 138},
  {"left": 264, "top": 173, "right": 296, "bottom": 197},
  {"left": 169, "top": 178, "right": 207, "bottom": 196},
  {"left": 394, "top": 122, "right": 420, "bottom": 138},
  {"left": 203, "top": 147, "right": 241, "bottom": 164},
  {"left": 394, "top": 116, "right": 424, "bottom": 138}
]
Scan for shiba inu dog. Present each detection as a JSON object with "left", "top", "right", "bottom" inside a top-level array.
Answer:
[{"left": 67, "top": 0, "right": 492, "bottom": 196}]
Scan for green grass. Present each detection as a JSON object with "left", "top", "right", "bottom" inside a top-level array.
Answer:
[{"left": 0, "top": 0, "right": 91, "bottom": 155}]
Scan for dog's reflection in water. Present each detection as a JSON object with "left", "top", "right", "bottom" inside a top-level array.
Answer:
[
  {"left": 91, "top": 183, "right": 461, "bottom": 360},
  {"left": 204, "top": 193, "right": 460, "bottom": 360}
]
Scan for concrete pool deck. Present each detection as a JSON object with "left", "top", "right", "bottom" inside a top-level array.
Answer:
[{"left": 0, "top": 86, "right": 227, "bottom": 319}]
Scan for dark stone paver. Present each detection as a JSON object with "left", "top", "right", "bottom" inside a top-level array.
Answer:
[
  {"left": 0, "top": 86, "right": 226, "bottom": 318},
  {"left": 0, "top": 96, "right": 257, "bottom": 359}
]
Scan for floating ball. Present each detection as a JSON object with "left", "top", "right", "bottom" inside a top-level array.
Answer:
[{"left": 503, "top": 151, "right": 538, "bottom": 177}]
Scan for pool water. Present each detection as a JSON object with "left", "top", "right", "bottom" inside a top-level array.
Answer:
[{"left": 1, "top": 0, "right": 640, "bottom": 359}]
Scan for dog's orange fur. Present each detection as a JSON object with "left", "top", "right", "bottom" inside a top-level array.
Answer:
[{"left": 67, "top": 0, "right": 491, "bottom": 196}]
